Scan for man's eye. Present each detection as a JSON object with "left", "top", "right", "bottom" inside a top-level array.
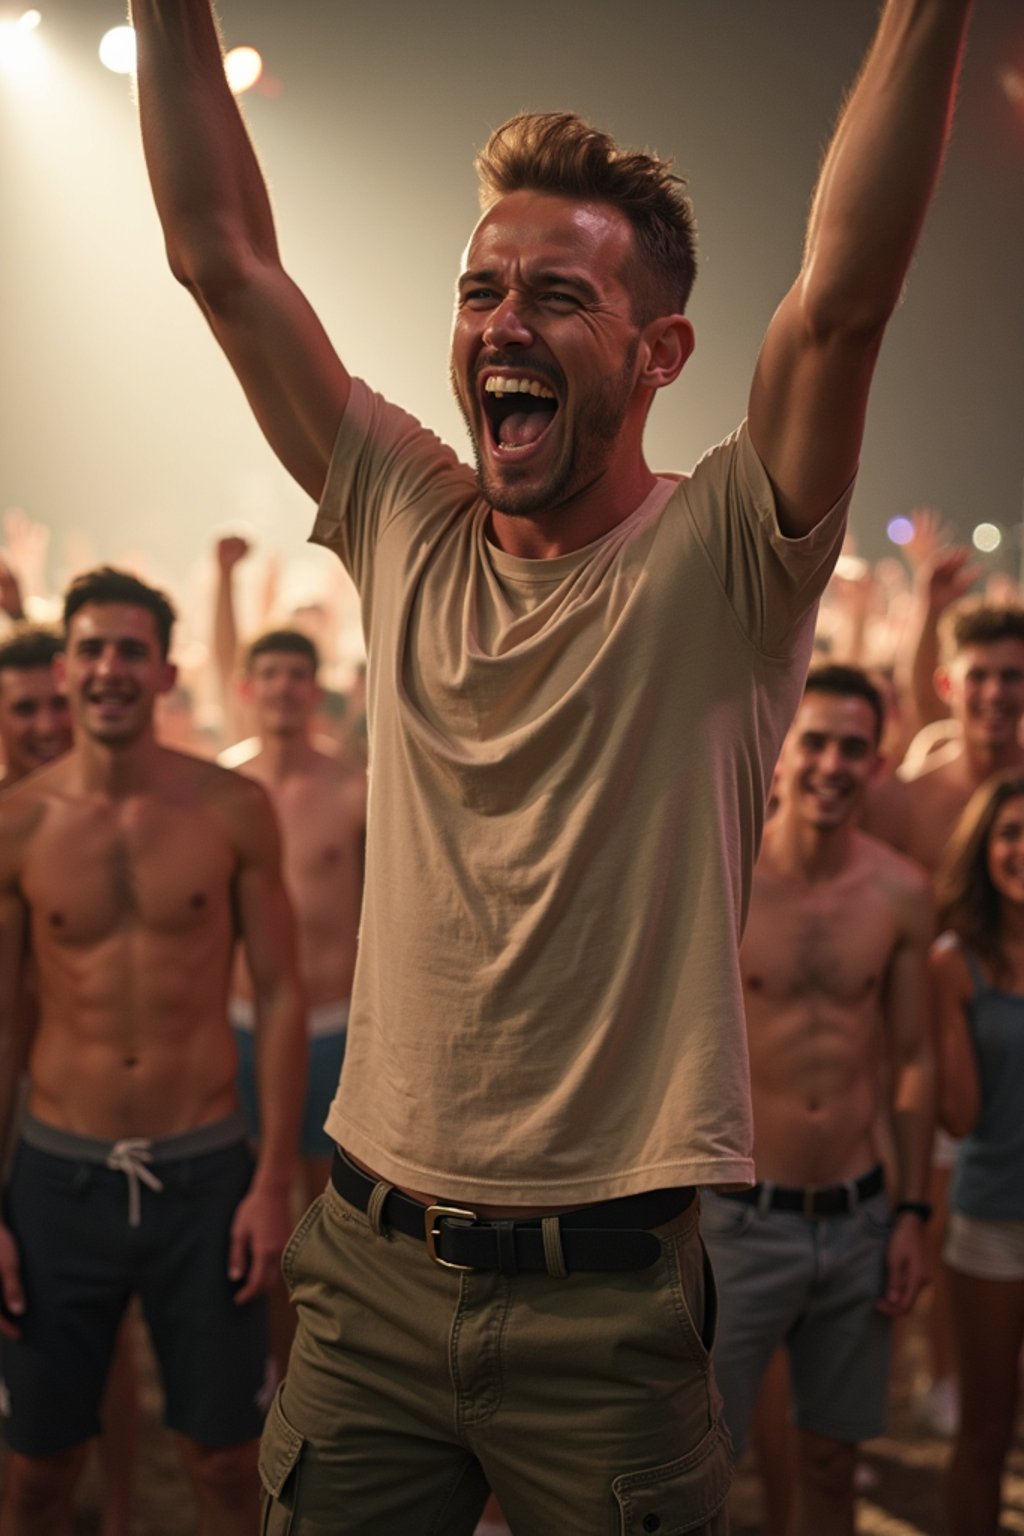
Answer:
[
  {"left": 460, "top": 288, "right": 498, "bottom": 308},
  {"left": 540, "top": 291, "right": 579, "bottom": 308}
]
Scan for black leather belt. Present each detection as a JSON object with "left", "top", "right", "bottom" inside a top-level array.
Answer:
[
  {"left": 720, "top": 1164, "right": 885, "bottom": 1219},
  {"left": 331, "top": 1149, "right": 695, "bottom": 1275}
]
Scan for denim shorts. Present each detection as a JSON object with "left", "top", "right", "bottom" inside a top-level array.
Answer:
[{"left": 701, "top": 1182, "right": 891, "bottom": 1457}]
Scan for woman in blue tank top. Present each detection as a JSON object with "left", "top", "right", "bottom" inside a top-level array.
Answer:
[{"left": 931, "top": 770, "right": 1024, "bottom": 1536}]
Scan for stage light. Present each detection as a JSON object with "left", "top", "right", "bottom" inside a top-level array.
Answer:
[
  {"left": 972, "top": 522, "right": 1002, "bottom": 553},
  {"left": 99, "top": 25, "right": 136, "bottom": 76},
  {"left": 0, "top": 9, "right": 43, "bottom": 76},
  {"left": 225, "top": 45, "right": 262, "bottom": 95},
  {"left": 887, "top": 516, "right": 914, "bottom": 547}
]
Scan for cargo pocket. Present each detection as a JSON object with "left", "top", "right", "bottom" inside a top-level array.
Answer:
[
  {"left": 259, "top": 1385, "right": 305, "bottom": 1534},
  {"left": 612, "top": 1417, "right": 732, "bottom": 1535}
]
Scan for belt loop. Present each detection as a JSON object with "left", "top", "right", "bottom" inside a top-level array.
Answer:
[
  {"left": 756, "top": 1181, "right": 773, "bottom": 1217},
  {"left": 845, "top": 1177, "right": 859, "bottom": 1216},
  {"left": 367, "top": 1179, "right": 394, "bottom": 1236},
  {"left": 541, "top": 1216, "right": 569, "bottom": 1278}
]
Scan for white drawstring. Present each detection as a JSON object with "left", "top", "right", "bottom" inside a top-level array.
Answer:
[{"left": 106, "top": 1138, "right": 165, "bottom": 1227}]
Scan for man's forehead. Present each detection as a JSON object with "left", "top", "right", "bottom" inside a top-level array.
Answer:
[
  {"left": 0, "top": 666, "right": 63, "bottom": 701},
  {"left": 792, "top": 692, "right": 876, "bottom": 737},
  {"left": 69, "top": 601, "right": 160, "bottom": 644},
  {"left": 462, "top": 191, "right": 633, "bottom": 274},
  {"left": 953, "top": 638, "right": 1024, "bottom": 672}
]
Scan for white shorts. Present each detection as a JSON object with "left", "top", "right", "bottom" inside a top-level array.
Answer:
[{"left": 945, "top": 1210, "right": 1024, "bottom": 1281}]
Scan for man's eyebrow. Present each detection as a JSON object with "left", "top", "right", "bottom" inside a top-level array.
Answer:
[{"left": 457, "top": 267, "right": 601, "bottom": 303}]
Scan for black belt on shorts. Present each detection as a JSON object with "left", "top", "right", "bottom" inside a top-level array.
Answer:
[
  {"left": 720, "top": 1163, "right": 885, "bottom": 1219},
  {"left": 331, "top": 1148, "right": 695, "bottom": 1274}
]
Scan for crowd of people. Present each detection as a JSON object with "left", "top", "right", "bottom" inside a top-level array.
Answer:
[{"left": 3, "top": 1, "right": 1018, "bottom": 1534}]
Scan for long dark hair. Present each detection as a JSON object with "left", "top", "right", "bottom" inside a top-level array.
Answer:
[{"left": 935, "top": 771, "right": 1024, "bottom": 979}]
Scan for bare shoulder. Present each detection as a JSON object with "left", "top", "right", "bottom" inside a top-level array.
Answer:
[
  {"left": 852, "top": 828, "right": 931, "bottom": 930},
  {"left": 163, "top": 749, "right": 276, "bottom": 844},
  {"left": 0, "top": 762, "right": 68, "bottom": 873}
]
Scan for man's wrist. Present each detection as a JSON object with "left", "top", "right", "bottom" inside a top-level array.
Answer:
[{"left": 894, "top": 1199, "right": 933, "bottom": 1223}]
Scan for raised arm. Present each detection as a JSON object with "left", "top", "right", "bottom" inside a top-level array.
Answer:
[
  {"left": 749, "top": 1, "right": 972, "bottom": 537},
  {"left": 130, "top": 0, "right": 350, "bottom": 500}
]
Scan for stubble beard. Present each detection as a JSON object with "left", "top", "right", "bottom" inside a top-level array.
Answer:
[{"left": 451, "top": 343, "right": 637, "bottom": 520}]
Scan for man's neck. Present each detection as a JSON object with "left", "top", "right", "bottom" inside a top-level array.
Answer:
[
  {"left": 962, "top": 738, "right": 1024, "bottom": 787},
  {"left": 75, "top": 733, "right": 164, "bottom": 796},
  {"left": 257, "top": 731, "right": 317, "bottom": 781},
  {"left": 768, "top": 811, "right": 855, "bottom": 883}
]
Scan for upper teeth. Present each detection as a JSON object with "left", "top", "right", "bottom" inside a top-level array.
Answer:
[{"left": 484, "top": 376, "right": 555, "bottom": 399}]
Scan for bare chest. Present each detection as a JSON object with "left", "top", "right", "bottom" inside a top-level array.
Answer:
[
  {"left": 742, "top": 882, "right": 897, "bottom": 1006},
  {"left": 21, "top": 799, "right": 235, "bottom": 944}
]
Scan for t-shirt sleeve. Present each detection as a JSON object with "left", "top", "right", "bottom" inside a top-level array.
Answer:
[
  {"left": 309, "top": 378, "right": 476, "bottom": 596},
  {"left": 681, "top": 420, "right": 851, "bottom": 658}
]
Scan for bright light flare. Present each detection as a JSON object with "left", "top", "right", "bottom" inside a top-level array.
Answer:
[
  {"left": 0, "top": 10, "right": 43, "bottom": 75},
  {"left": 1000, "top": 68, "right": 1024, "bottom": 107},
  {"left": 225, "top": 45, "right": 262, "bottom": 95},
  {"left": 887, "top": 516, "right": 915, "bottom": 547},
  {"left": 99, "top": 25, "right": 136, "bottom": 76},
  {"left": 972, "top": 522, "right": 1003, "bottom": 553}
]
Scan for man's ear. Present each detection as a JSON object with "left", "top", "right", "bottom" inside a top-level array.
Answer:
[
  {"left": 53, "top": 652, "right": 67, "bottom": 687},
  {"left": 637, "top": 315, "right": 695, "bottom": 392},
  {"left": 934, "top": 664, "right": 952, "bottom": 705},
  {"left": 158, "top": 661, "right": 178, "bottom": 697}
]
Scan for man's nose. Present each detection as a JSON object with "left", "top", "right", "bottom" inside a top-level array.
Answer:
[{"left": 483, "top": 298, "right": 534, "bottom": 349}]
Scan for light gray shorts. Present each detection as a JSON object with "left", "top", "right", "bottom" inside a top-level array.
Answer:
[
  {"left": 701, "top": 1183, "right": 891, "bottom": 1457},
  {"left": 945, "top": 1209, "right": 1024, "bottom": 1281}
]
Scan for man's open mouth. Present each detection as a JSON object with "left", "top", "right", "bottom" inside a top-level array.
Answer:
[{"left": 481, "top": 374, "right": 559, "bottom": 452}]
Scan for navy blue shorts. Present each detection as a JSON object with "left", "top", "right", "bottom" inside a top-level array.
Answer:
[{"left": 0, "top": 1118, "right": 269, "bottom": 1456}]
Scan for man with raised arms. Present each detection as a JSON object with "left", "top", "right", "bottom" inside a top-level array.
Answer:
[
  {"left": 130, "top": 3, "right": 972, "bottom": 1530},
  {"left": 701, "top": 666, "right": 934, "bottom": 1536},
  {"left": 0, "top": 568, "right": 305, "bottom": 1536}
]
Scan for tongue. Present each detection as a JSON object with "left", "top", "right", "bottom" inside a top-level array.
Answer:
[{"left": 498, "top": 410, "right": 551, "bottom": 448}]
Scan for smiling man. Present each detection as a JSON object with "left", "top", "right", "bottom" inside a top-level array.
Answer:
[
  {"left": 0, "top": 630, "right": 71, "bottom": 788},
  {"left": 701, "top": 666, "right": 934, "bottom": 1536},
  {"left": 129, "top": 3, "right": 973, "bottom": 1531},
  {"left": 0, "top": 567, "right": 305, "bottom": 1536}
]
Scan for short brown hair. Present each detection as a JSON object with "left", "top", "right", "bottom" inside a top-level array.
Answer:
[
  {"left": 939, "top": 599, "right": 1024, "bottom": 664},
  {"left": 475, "top": 112, "right": 697, "bottom": 324},
  {"left": 803, "top": 663, "right": 885, "bottom": 746},
  {"left": 0, "top": 626, "right": 64, "bottom": 677},
  {"left": 63, "top": 567, "right": 176, "bottom": 658},
  {"left": 245, "top": 629, "right": 319, "bottom": 676}
]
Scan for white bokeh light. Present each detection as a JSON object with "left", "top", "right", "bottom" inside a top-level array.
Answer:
[
  {"left": 99, "top": 25, "right": 137, "bottom": 76},
  {"left": 225, "top": 45, "right": 262, "bottom": 95},
  {"left": 0, "top": 10, "right": 44, "bottom": 77},
  {"left": 972, "top": 522, "right": 1003, "bottom": 553}
]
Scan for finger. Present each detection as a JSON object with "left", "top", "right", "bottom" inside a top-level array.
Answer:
[
  {"left": 228, "top": 1221, "right": 249, "bottom": 1286},
  {"left": 234, "top": 1248, "right": 273, "bottom": 1305}
]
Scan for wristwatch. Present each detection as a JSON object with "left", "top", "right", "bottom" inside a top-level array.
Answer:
[{"left": 894, "top": 1199, "right": 933, "bottom": 1222}]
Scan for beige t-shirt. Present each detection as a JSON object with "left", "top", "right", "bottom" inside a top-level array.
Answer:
[{"left": 312, "top": 379, "right": 849, "bottom": 1202}]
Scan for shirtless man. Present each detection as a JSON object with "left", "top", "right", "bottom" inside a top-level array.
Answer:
[
  {"left": 0, "top": 566, "right": 304, "bottom": 1536},
  {"left": 228, "top": 626, "right": 366, "bottom": 1197},
  {"left": 865, "top": 602, "right": 1024, "bottom": 869},
  {"left": 0, "top": 629, "right": 70, "bottom": 787},
  {"left": 211, "top": 536, "right": 366, "bottom": 1196},
  {"left": 702, "top": 664, "right": 934, "bottom": 1536}
]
